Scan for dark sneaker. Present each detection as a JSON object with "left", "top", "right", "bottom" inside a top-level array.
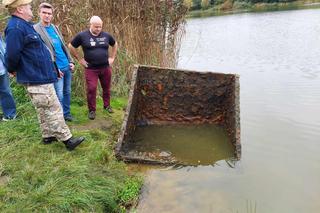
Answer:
[
  {"left": 42, "top": 137, "right": 58, "bottom": 144},
  {"left": 63, "top": 136, "right": 85, "bottom": 151},
  {"left": 104, "top": 106, "right": 114, "bottom": 113},
  {"left": 88, "top": 111, "right": 96, "bottom": 120},
  {"left": 64, "top": 115, "right": 73, "bottom": 122},
  {"left": 2, "top": 115, "right": 17, "bottom": 121}
]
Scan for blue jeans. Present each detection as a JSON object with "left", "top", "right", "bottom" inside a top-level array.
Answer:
[
  {"left": 54, "top": 67, "right": 72, "bottom": 118},
  {"left": 0, "top": 73, "right": 16, "bottom": 119}
]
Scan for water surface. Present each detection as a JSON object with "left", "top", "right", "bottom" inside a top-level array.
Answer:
[
  {"left": 128, "top": 124, "right": 234, "bottom": 166},
  {"left": 136, "top": 8, "right": 320, "bottom": 213}
]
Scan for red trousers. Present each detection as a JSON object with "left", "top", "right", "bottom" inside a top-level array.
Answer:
[{"left": 85, "top": 67, "right": 111, "bottom": 112}]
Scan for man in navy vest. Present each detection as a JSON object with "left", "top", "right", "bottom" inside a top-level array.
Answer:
[{"left": 3, "top": 0, "right": 85, "bottom": 150}]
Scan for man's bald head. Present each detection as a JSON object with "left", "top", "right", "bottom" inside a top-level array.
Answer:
[
  {"left": 90, "top": 16, "right": 103, "bottom": 25},
  {"left": 89, "top": 16, "right": 103, "bottom": 36}
]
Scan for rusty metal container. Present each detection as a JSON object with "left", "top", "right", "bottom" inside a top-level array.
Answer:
[{"left": 115, "top": 65, "right": 241, "bottom": 165}]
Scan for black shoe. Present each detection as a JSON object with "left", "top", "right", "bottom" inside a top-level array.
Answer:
[
  {"left": 64, "top": 115, "right": 73, "bottom": 122},
  {"left": 88, "top": 111, "right": 95, "bottom": 120},
  {"left": 63, "top": 136, "right": 85, "bottom": 151},
  {"left": 42, "top": 137, "right": 58, "bottom": 144},
  {"left": 104, "top": 106, "right": 114, "bottom": 113}
]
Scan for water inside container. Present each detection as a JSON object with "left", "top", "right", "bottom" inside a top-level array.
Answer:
[{"left": 124, "top": 124, "right": 235, "bottom": 165}]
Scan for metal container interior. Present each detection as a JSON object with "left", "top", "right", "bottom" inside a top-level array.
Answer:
[{"left": 115, "top": 65, "right": 241, "bottom": 165}]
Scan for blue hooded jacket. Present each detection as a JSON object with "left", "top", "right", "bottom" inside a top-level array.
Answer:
[{"left": 5, "top": 15, "right": 57, "bottom": 84}]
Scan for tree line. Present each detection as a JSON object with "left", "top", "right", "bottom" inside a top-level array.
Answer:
[{"left": 185, "top": 0, "right": 296, "bottom": 10}]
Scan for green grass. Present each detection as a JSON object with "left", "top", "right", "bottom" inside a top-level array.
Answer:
[
  {"left": 68, "top": 96, "right": 127, "bottom": 125},
  {"left": 0, "top": 95, "right": 142, "bottom": 212}
]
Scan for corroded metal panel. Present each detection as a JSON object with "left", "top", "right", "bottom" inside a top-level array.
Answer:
[{"left": 116, "top": 65, "right": 241, "bottom": 164}]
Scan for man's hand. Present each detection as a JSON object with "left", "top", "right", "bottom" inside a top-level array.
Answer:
[
  {"left": 9, "top": 72, "right": 16, "bottom": 77},
  {"left": 108, "top": 57, "right": 115, "bottom": 66},
  {"left": 79, "top": 58, "right": 88, "bottom": 68},
  {"left": 58, "top": 70, "right": 64, "bottom": 79},
  {"left": 69, "top": 63, "right": 75, "bottom": 72}
]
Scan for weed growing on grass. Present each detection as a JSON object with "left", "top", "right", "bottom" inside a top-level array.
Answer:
[{"left": 117, "top": 176, "right": 143, "bottom": 209}]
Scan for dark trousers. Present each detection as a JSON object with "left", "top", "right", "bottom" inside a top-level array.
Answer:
[{"left": 85, "top": 67, "right": 112, "bottom": 112}]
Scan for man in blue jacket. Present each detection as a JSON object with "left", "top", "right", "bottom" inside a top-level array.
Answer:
[
  {"left": 0, "top": 34, "right": 16, "bottom": 121},
  {"left": 3, "top": 0, "right": 85, "bottom": 150}
]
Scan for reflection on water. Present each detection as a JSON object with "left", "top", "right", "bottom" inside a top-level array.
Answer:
[
  {"left": 136, "top": 163, "right": 242, "bottom": 213},
  {"left": 128, "top": 124, "right": 235, "bottom": 166},
  {"left": 134, "top": 8, "right": 320, "bottom": 213}
]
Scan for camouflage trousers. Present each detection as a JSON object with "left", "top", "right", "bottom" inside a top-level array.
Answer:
[{"left": 26, "top": 84, "right": 72, "bottom": 141}]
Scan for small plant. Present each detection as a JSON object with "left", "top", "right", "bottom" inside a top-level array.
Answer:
[{"left": 117, "top": 177, "right": 143, "bottom": 209}]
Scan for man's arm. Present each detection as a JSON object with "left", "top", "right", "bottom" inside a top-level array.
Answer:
[
  {"left": 5, "top": 28, "right": 24, "bottom": 73},
  {"left": 53, "top": 25, "right": 74, "bottom": 64},
  {"left": 108, "top": 41, "right": 118, "bottom": 66},
  {"left": 68, "top": 43, "right": 88, "bottom": 68}
]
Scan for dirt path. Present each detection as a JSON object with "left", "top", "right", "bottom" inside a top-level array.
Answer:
[{"left": 70, "top": 116, "right": 113, "bottom": 132}]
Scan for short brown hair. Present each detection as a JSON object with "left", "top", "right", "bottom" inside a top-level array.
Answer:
[{"left": 39, "top": 2, "right": 53, "bottom": 11}]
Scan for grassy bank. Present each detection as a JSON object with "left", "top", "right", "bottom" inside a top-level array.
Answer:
[
  {"left": 188, "top": 0, "right": 320, "bottom": 17},
  {"left": 0, "top": 87, "right": 142, "bottom": 212}
]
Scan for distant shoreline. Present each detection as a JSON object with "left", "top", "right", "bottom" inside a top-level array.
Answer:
[{"left": 188, "top": 0, "right": 320, "bottom": 18}]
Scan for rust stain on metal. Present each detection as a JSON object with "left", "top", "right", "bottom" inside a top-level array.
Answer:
[{"left": 157, "top": 83, "right": 163, "bottom": 92}]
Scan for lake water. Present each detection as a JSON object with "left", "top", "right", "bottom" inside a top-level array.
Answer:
[
  {"left": 127, "top": 124, "right": 234, "bottom": 166},
  {"left": 135, "top": 8, "right": 320, "bottom": 213}
]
